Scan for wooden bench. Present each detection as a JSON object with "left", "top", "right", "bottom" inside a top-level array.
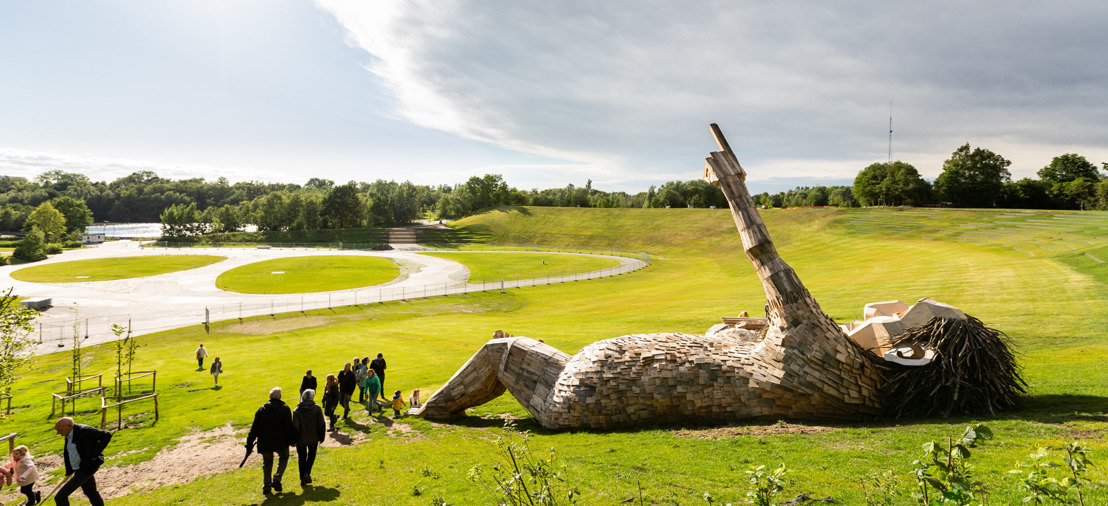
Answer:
[{"left": 101, "top": 393, "right": 159, "bottom": 430}]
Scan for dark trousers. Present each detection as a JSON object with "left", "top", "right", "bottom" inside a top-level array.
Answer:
[
  {"left": 377, "top": 374, "right": 386, "bottom": 399},
  {"left": 297, "top": 443, "right": 318, "bottom": 483},
  {"left": 323, "top": 401, "right": 337, "bottom": 428},
  {"left": 341, "top": 393, "right": 352, "bottom": 418},
  {"left": 19, "top": 483, "right": 35, "bottom": 503},
  {"left": 357, "top": 384, "right": 365, "bottom": 403},
  {"left": 198, "top": 358, "right": 204, "bottom": 369},
  {"left": 261, "top": 448, "right": 289, "bottom": 489},
  {"left": 55, "top": 468, "right": 104, "bottom": 506}
]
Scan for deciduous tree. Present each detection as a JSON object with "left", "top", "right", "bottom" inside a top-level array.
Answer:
[
  {"left": 934, "top": 144, "right": 1011, "bottom": 207},
  {"left": 25, "top": 201, "right": 66, "bottom": 242},
  {"left": 0, "top": 289, "right": 38, "bottom": 399}
]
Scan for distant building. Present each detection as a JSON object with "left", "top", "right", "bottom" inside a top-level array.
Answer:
[{"left": 82, "top": 232, "right": 105, "bottom": 244}]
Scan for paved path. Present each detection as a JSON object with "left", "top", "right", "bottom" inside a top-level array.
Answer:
[{"left": 0, "top": 241, "right": 646, "bottom": 354}]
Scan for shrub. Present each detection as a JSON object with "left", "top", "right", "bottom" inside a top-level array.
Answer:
[
  {"left": 13, "top": 228, "right": 46, "bottom": 261},
  {"left": 44, "top": 243, "right": 63, "bottom": 255}
]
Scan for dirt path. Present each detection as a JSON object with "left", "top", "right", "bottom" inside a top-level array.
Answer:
[{"left": 0, "top": 418, "right": 417, "bottom": 502}]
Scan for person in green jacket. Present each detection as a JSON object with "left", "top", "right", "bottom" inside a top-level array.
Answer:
[{"left": 364, "top": 369, "right": 383, "bottom": 415}]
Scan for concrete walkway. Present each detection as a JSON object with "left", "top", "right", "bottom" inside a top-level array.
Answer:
[{"left": 0, "top": 241, "right": 646, "bottom": 354}]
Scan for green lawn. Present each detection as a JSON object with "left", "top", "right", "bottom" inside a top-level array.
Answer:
[
  {"left": 9, "top": 255, "right": 226, "bottom": 282},
  {"left": 215, "top": 255, "right": 401, "bottom": 294},
  {"left": 2, "top": 207, "right": 1106, "bottom": 505},
  {"left": 420, "top": 251, "right": 622, "bottom": 282}
]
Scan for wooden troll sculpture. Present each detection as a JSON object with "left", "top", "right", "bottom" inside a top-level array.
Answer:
[{"left": 413, "top": 125, "right": 883, "bottom": 429}]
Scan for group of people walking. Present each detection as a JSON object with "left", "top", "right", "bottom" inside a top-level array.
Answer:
[
  {"left": 196, "top": 344, "right": 222, "bottom": 387},
  {"left": 309, "top": 353, "right": 403, "bottom": 430},
  {"left": 246, "top": 352, "right": 425, "bottom": 494},
  {"left": 0, "top": 417, "right": 113, "bottom": 506}
]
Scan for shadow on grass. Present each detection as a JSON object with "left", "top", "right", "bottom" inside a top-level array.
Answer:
[
  {"left": 253, "top": 485, "right": 340, "bottom": 505},
  {"left": 433, "top": 393, "right": 1108, "bottom": 436},
  {"left": 1009, "top": 394, "right": 1108, "bottom": 423}
]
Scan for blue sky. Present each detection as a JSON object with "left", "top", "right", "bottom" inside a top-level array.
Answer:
[{"left": 2, "top": 1, "right": 1106, "bottom": 194}]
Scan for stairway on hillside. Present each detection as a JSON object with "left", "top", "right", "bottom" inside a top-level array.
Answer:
[{"left": 386, "top": 228, "right": 425, "bottom": 250}]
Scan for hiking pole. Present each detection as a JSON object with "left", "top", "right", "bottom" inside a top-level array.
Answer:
[
  {"left": 239, "top": 446, "right": 254, "bottom": 468},
  {"left": 40, "top": 474, "right": 71, "bottom": 503}
]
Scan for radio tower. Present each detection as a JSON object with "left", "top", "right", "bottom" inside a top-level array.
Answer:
[{"left": 888, "top": 102, "right": 893, "bottom": 163}]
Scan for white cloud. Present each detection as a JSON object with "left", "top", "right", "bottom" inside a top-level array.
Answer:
[
  {"left": 315, "top": 0, "right": 1108, "bottom": 186},
  {"left": 0, "top": 147, "right": 298, "bottom": 184}
]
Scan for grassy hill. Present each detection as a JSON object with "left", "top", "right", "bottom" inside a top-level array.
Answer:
[{"left": 2, "top": 206, "right": 1106, "bottom": 505}]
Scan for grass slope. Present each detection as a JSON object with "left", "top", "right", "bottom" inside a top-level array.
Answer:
[
  {"left": 419, "top": 251, "right": 622, "bottom": 282},
  {"left": 215, "top": 256, "right": 401, "bottom": 294},
  {"left": 9, "top": 255, "right": 226, "bottom": 283},
  {"left": 2, "top": 207, "right": 1106, "bottom": 505}
]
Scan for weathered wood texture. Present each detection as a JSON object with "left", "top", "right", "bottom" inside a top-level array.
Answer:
[{"left": 414, "top": 124, "right": 884, "bottom": 429}]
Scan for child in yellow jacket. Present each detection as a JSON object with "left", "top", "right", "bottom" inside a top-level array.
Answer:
[{"left": 391, "top": 390, "right": 408, "bottom": 417}]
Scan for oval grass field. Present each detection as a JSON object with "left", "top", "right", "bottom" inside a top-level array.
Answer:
[
  {"left": 215, "top": 255, "right": 400, "bottom": 294},
  {"left": 420, "top": 251, "right": 622, "bottom": 281},
  {"left": 10, "top": 255, "right": 227, "bottom": 283}
]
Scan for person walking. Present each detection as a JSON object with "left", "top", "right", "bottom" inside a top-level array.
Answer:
[
  {"left": 210, "top": 357, "right": 223, "bottom": 387},
  {"left": 370, "top": 353, "right": 387, "bottom": 401},
  {"left": 195, "top": 344, "right": 208, "bottom": 370},
  {"left": 337, "top": 363, "right": 356, "bottom": 420},
  {"left": 2, "top": 445, "right": 39, "bottom": 505},
  {"left": 246, "top": 387, "right": 296, "bottom": 495},
  {"left": 364, "top": 369, "right": 383, "bottom": 415},
  {"left": 299, "top": 370, "right": 316, "bottom": 395},
  {"left": 292, "top": 389, "right": 326, "bottom": 487},
  {"left": 53, "top": 417, "right": 112, "bottom": 506},
  {"left": 355, "top": 357, "right": 369, "bottom": 403},
  {"left": 321, "top": 374, "right": 339, "bottom": 430}
]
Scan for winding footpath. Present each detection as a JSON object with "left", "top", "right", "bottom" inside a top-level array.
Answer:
[{"left": 0, "top": 241, "right": 647, "bottom": 354}]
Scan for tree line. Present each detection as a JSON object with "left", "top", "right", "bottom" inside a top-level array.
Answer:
[
  {"left": 1, "top": 142, "right": 1104, "bottom": 249},
  {"left": 756, "top": 145, "right": 1107, "bottom": 210},
  {"left": 0, "top": 171, "right": 729, "bottom": 239}
]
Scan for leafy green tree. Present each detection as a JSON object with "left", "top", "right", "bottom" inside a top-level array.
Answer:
[
  {"left": 211, "top": 204, "right": 245, "bottom": 233},
  {"left": 13, "top": 227, "right": 46, "bottom": 261},
  {"left": 0, "top": 289, "right": 39, "bottom": 399},
  {"left": 652, "top": 188, "right": 683, "bottom": 208},
  {"left": 853, "top": 161, "right": 930, "bottom": 206},
  {"left": 254, "top": 192, "right": 290, "bottom": 231},
  {"left": 160, "top": 202, "right": 203, "bottom": 237},
  {"left": 999, "top": 178, "right": 1052, "bottom": 209},
  {"left": 320, "top": 183, "right": 365, "bottom": 229},
  {"left": 50, "top": 196, "right": 94, "bottom": 235},
  {"left": 827, "top": 186, "right": 857, "bottom": 207},
  {"left": 934, "top": 144, "right": 1011, "bottom": 207},
  {"left": 25, "top": 201, "right": 67, "bottom": 242},
  {"left": 1060, "top": 178, "right": 1097, "bottom": 210},
  {"left": 1038, "top": 153, "right": 1100, "bottom": 184}
]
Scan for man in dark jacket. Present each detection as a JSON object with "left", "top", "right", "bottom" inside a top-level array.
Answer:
[
  {"left": 337, "top": 362, "right": 356, "bottom": 420},
  {"left": 299, "top": 369, "right": 316, "bottom": 395},
  {"left": 54, "top": 416, "right": 112, "bottom": 506},
  {"left": 370, "top": 353, "right": 387, "bottom": 401},
  {"left": 291, "top": 389, "right": 326, "bottom": 487},
  {"left": 246, "top": 387, "right": 296, "bottom": 494}
]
